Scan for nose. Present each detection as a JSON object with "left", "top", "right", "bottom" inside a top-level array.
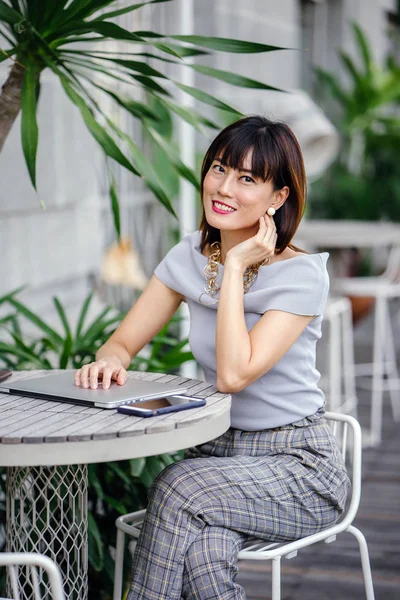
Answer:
[{"left": 217, "top": 174, "right": 234, "bottom": 198}]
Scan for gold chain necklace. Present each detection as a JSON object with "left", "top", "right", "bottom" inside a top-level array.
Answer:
[{"left": 199, "top": 241, "right": 270, "bottom": 305}]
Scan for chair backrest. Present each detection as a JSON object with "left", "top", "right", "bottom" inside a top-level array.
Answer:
[
  {"left": 383, "top": 245, "right": 400, "bottom": 282},
  {"left": 0, "top": 554, "right": 65, "bottom": 600},
  {"left": 238, "top": 411, "right": 364, "bottom": 561},
  {"left": 323, "top": 412, "right": 362, "bottom": 528}
]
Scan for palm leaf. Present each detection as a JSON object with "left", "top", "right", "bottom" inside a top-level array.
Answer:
[
  {"left": 153, "top": 42, "right": 208, "bottom": 58},
  {"left": 75, "top": 292, "right": 94, "bottom": 343},
  {"left": 124, "top": 134, "right": 178, "bottom": 216},
  {"left": 109, "top": 173, "right": 121, "bottom": 242},
  {"left": 20, "top": 61, "right": 39, "bottom": 189},
  {"left": 105, "top": 58, "right": 167, "bottom": 79},
  {"left": 162, "top": 98, "right": 220, "bottom": 131},
  {"left": 146, "top": 126, "right": 200, "bottom": 189},
  {"left": 0, "top": 285, "right": 26, "bottom": 304},
  {"left": 59, "top": 334, "right": 73, "bottom": 369},
  {"left": 59, "top": 75, "right": 140, "bottom": 177},
  {"left": 93, "top": 0, "right": 174, "bottom": 22},
  {"left": 314, "top": 67, "right": 352, "bottom": 108},
  {"left": 0, "top": 341, "right": 50, "bottom": 368},
  {"left": 8, "top": 298, "right": 64, "bottom": 346},
  {"left": 53, "top": 297, "right": 72, "bottom": 339},
  {"left": 352, "top": 22, "right": 372, "bottom": 75},
  {"left": 54, "top": 21, "right": 144, "bottom": 43},
  {"left": 130, "top": 73, "right": 171, "bottom": 96},
  {"left": 174, "top": 81, "right": 242, "bottom": 115},
  {"left": 170, "top": 35, "right": 286, "bottom": 54},
  {"left": 0, "top": 0, "right": 22, "bottom": 25},
  {"left": 190, "top": 64, "right": 284, "bottom": 91},
  {"left": 339, "top": 51, "right": 366, "bottom": 93}
]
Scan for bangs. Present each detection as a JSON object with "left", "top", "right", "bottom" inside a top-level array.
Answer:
[{"left": 206, "top": 124, "right": 282, "bottom": 183}]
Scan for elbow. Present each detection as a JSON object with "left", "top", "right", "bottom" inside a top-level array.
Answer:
[{"left": 216, "top": 373, "right": 246, "bottom": 395}]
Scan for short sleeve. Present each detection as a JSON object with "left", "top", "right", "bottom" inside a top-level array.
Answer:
[
  {"left": 249, "top": 253, "right": 330, "bottom": 317},
  {"left": 153, "top": 235, "right": 197, "bottom": 299}
]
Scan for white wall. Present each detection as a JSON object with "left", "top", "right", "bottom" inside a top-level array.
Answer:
[{"left": 0, "top": 69, "right": 104, "bottom": 322}]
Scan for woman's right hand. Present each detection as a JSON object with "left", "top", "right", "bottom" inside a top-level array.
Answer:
[{"left": 74, "top": 357, "right": 127, "bottom": 390}]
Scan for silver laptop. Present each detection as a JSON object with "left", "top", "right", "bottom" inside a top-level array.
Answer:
[{"left": 0, "top": 371, "right": 187, "bottom": 409}]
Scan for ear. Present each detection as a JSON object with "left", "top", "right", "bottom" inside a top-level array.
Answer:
[{"left": 271, "top": 186, "right": 289, "bottom": 211}]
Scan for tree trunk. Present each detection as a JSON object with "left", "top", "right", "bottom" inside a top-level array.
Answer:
[{"left": 0, "top": 61, "right": 25, "bottom": 152}]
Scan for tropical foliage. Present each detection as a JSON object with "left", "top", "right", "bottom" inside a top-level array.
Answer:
[
  {"left": 0, "top": 288, "right": 195, "bottom": 598},
  {"left": 0, "top": 0, "right": 285, "bottom": 229},
  {"left": 310, "top": 22, "right": 400, "bottom": 221}
]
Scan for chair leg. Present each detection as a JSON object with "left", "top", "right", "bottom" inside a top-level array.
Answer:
[
  {"left": 271, "top": 557, "right": 281, "bottom": 600},
  {"left": 382, "top": 304, "right": 400, "bottom": 421},
  {"left": 371, "top": 297, "right": 386, "bottom": 445},
  {"left": 113, "top": 528, "right": 126, "bottom": 600},
  {"left": 342, "top": 301, "right": 358, "bottom": 418},
  {"left": 347, "top": 526, "right": 375, "bottom": 600}
]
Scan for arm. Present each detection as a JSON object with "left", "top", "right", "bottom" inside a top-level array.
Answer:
[
  {"left": 97, "top": 274, "right": 184, "bottom": 365},
  {"left": 76, "top": 275, "right": 183, "bottom": 388},
  {"left": 215, "top": 261, "right": 314, "bottom": 394}
]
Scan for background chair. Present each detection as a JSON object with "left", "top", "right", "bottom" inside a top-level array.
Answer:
[
  {"left": 0, "top": 553, "right": 65, "bottom": 600},
  {"left": 319, "top": 296, "right": 358, "bottom": 416},
  {"left": 113, "top": 412, "right": 375, "bottom": 600},
  {"left": 332, "top": 245, "right": 400, "bottom": 446}
]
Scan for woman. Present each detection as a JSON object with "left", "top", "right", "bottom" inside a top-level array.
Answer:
[{"left": 75, "top": 116, "right": 350, "bottom": 599}]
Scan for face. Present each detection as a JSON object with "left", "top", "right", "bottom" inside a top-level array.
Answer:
[{"left": 202, "top": 151, "right": 283, "bottom": 234}]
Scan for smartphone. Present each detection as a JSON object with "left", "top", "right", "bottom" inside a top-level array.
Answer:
[{"left": 117, "top": 394, "right": 206, "bottom": 417}]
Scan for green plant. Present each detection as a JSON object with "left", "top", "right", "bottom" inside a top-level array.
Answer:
[
  {"left": 0, "top": 291, "right": 193, "bottom": 371},
  {"left": 310, "top": 22, "right": 400, "bottom": 222},
  {"left": 315, "top": 22, "right": 400, "bottom": 174},
  {"left": 0, "top": 290, "right": 195, "bottom": 599},
  {"left": 0, "top": 0, "right": 285, "bottom": 232}
]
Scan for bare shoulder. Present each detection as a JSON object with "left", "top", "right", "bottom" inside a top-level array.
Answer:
[{"left": 272, "top": 248, "right": 306, "bottom": 264}]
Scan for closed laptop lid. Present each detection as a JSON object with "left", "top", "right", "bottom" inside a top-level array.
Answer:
[{"left": 0, "top": 371, "right": 187, "bottom": 409}]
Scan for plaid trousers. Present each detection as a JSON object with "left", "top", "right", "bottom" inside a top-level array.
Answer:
[{"left": 128, "top": 411, "right": 350, "bottom": 599}]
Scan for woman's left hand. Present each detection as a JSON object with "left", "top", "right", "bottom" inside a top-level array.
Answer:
[{"left": 225, "top": 214, "right": 277, "bottom": 270}]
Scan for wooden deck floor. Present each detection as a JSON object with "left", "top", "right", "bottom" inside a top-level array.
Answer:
[{"left": 237, "top": 377, "right": 400, "bottom": 599}]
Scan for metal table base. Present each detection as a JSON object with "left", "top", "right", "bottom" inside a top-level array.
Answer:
[{"left": 6, "top": 465, "right": 88, "bottom": 600}]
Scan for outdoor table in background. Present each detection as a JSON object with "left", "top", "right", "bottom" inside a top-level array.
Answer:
[
  {"left": 294, "top": 219, "right": 400, "bottom": 276},
  {"left": 0, "top": 369, "right": 231, "bottom": 600}
]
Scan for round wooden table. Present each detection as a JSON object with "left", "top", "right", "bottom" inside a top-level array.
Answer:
[{"left": 0, "top": 369, "right": 231, "bottom": 600}]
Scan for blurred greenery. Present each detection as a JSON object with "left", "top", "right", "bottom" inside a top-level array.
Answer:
[
  {"left": 0, "top": 288, "right": 195, "bottom": 599},
  {"left": 310, "top": 22, "right": 400, "bottom": 222}
]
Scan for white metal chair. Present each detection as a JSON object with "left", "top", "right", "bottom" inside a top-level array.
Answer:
[
  {"left": 113, "top": 412, "right": 375, "bottom": 600},
  {"left": 319, "top": 296, "right": 358, "bottom": 416},
  {"left": 0, "top": 553, "right": 65, "bottom": 600},
  {"left": 332, "top": 245, "right": 400, "bottom": 446}
]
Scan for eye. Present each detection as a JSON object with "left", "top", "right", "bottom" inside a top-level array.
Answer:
[
  {"left": 241, "top": 175, "right": 255, "bottom": 183},
  {"left": 212, "top": 163, "right": 225, "bottom": 173}
]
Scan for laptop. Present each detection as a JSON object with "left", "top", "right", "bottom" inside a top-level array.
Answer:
[{"left": 0, "top": 371, "right": 187, "bottom": 409}]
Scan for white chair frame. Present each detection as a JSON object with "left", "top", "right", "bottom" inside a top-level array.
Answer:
[
  {"left": 113, "top": 412, "right": 375, "bottom": 600},
  {"left": 320, "top": 297, "right": 358, "bottom": 416},
  {"left": 333, "top": 245, "right": 400, "bottom": 446},
  {"left": 0, "top": 553, "right": 65, "bottom": 600}
]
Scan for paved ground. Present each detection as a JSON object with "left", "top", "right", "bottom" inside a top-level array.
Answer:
[{"left": 237, "top": 328, "right": 400, "bottom": 599}]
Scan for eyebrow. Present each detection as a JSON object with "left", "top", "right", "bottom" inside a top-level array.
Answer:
[{"left": 214, "top": 158, "right": 254, "bottom": 174}]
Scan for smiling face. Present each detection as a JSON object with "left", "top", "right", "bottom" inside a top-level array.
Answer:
[
  {"left": 202, "top": 151, "right": 281, "bottom": 235},
  {"left": 198, "top": 116, "right": 306, "bottom": 255}
]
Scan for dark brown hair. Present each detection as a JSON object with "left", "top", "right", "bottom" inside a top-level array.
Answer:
[{"left": 199, "top": 115, "right": 307, "bottom": 254}]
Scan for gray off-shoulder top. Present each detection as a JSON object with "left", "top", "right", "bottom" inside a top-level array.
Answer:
[{"left": 154, "top": 230, "right": 329, "bottom": 430}]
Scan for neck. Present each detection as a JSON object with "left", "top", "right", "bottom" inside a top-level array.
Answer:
[{"left": 219, "top": 226, "right": 258, "bottom": 263}]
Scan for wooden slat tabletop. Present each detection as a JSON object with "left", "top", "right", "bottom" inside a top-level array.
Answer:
[{"left": 0, "top": 370, "right": 231, "bottom": 466}]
